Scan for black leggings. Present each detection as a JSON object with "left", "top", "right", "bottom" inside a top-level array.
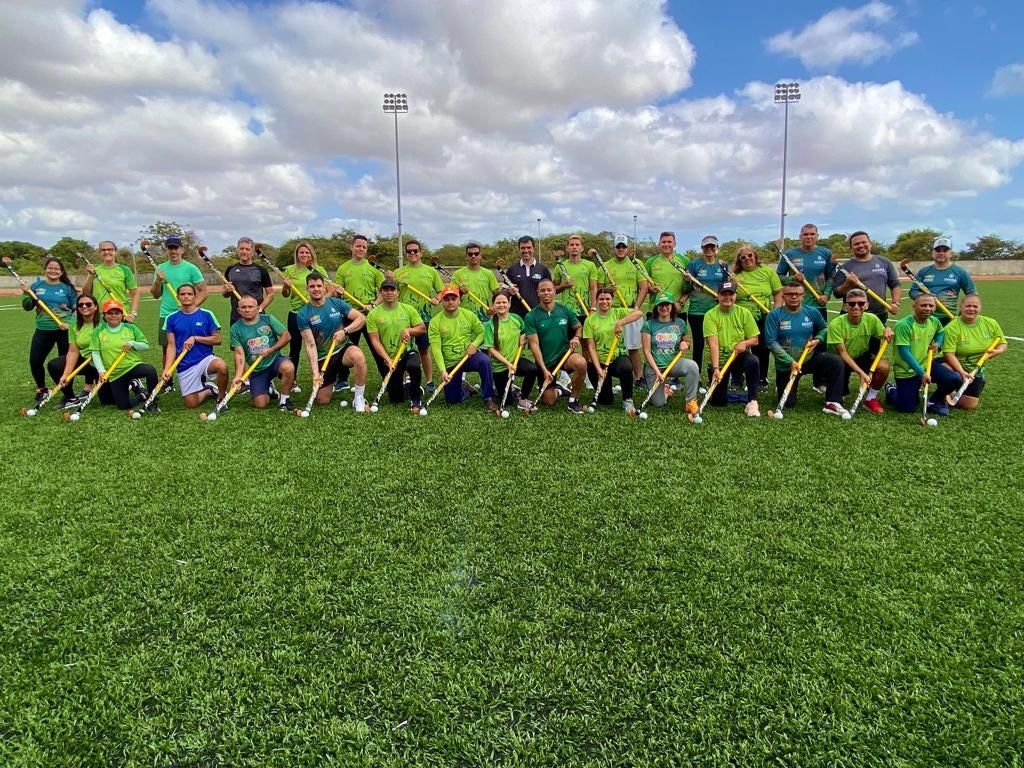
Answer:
[
  {"left": 30, "top": 329, "right": 69, "bottom": 389},
  {"left": 494, "top": 359, "right": 539, "bottom": 402},
  {"left": 47, "top": 355, "right": 100, "bottom": 399},
  {"left": 712, "top": 351, "right": 759, "bottom": 406},
  {"left": 372, "top": 350, "right": 422, "bottom": 404},
  {"left": 287, "top": 311, "right": 303, "bottom": 372},
  {"left": 754, "top": 317, "right": 769, "bottom": 385},
  {"left": 109, "top": 364, "right": 158, "bottom": 410},
  {"left": 587, "top": 355, "right": 634, "bottom": 405}
]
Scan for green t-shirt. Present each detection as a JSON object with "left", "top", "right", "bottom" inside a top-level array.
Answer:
[
  {"left": 556, "top": 259, "right": 598, "bottom": 315},
  {"left": 523, "top": 303, "right": 580, "bottom": 367},
  {"left": 702, "top": 304, "right": 758, "bottom": 365},
  {"left": 335, "top": 259, "right": 383, "bottom": 308},
  {"left": 395, "top": 262, "right": 444, "bottom": 321},
  {"left": 892, "top": 314, "right": 943, "bottom": 379},
  {"left": 93, "top": 322, "right": 148, "bottom": 380},
  {"left": 941, "top": 316, "right": 1005, "bottom": 371},
  {"left": 643, "top": 317, "right": 689, "bottom": 369},
  {"left": 91, "top": 263, "right": 137, "bottom": 307},
  {"left": 826, "top": 312, "right": 885, "bottom": 359},
  {"left": 450, "top": 267, "right": 499, "bottom": 319},
  {"left": 735, "top": 266, "right": 781, "bottom": 319},
  {"left": 644, "top": 255, "right": 689, "bottom": 310},
  {"left": 482, "top": 314, "right": 525, "bottom": 372},
  {"left": 72, "top": 323, "right": 98, "bottom": 355},
  {"left": 281, "top": 263, "right": 326, "bottom": 312},
  {"left": 582, "top": 307, "right": 633, "bottom": 361},
  {"left": 366, "top": 302, "right": 423, "bottom": 358},
  {"left": 229, "top": 313, "right": 285, "bottom": 372},
  {"left": 157, "top": 260, "right": 205, "bottom": 318},
  {"left": 600, "top": 257, "right": 642, "bottom": 307},
  {"left": 428, "top": 308, "right": 484, "bottom": 370}
]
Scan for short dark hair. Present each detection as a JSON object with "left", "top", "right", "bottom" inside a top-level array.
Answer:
[
  {"left": 659, "top": 231, "right": 675, "bottom": 240},
  {"left": 518, "top": 236, "right": 535, "bottom": 247},
  {"left": 848, "top": 231, "right": 870, "bottom": 244},
  {"left": 405, "top": 239, "right": 421, "bottom": 251},
  {"left": 306, "top": 273, "right": 326, "bottom": 286},
  {"left": 352, "top": 234, "right": 369, "bottom": 245}
]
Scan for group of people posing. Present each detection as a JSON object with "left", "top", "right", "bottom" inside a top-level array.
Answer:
[{"left": 9, "top": 225, "right": 1007, "bottom": 420}]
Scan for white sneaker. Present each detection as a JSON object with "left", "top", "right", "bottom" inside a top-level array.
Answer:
[
  {"left": 744, "top": 400, "right": 761, "bottom": 417},
  {"left": 517, "top": 398, "right": 533, "bottom": 411},
  {"left": 822, "top": 401, "right": 850, "bottom": 418},
  {"left": 352, "top": 396, "right": 367, "bottom": 412}
]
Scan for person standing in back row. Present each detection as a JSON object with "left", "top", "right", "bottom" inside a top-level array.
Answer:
[
  {"left": 833, "top": 231, "right": 901, "bottom": 324},
  {"left": 778, "top": 224, "right": 834, "bottom": 326},
  {"left": 505, "top": 236, "right": 553, "bottom": 317},
  {"left": 224, "top": 236, "right": 274, "bottom": 324},
  {"left": 333, "top": 233, "right": 382, "bottom": 393}
]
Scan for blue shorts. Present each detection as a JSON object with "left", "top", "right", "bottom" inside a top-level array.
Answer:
[{"left": 249, "top": 356, "right": 287, "bottom": 398}]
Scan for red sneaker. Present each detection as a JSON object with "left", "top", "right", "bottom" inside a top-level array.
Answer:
[{"left": 863, "top": 398, "right": 884, "bottom": 414}]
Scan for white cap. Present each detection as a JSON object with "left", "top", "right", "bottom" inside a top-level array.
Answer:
[
  {"left": 700, "top": 235, "right": 719, "bottom": 248},
  {"left": 613, "top": 233, "right": 628, "bottom": 246},
  {"left": 933, "top": 235, "right": 953, "bottom": 250}
]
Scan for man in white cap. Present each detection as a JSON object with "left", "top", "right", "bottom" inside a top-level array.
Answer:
[
  {"left": 686, "top": 235, "right": 730, "bottom": 384},
  {"left": 599, "top": 233, "right": 649, "bottom": 385},
  {"left": 910, "top": 235, "right": 975, "bottom": 325}
]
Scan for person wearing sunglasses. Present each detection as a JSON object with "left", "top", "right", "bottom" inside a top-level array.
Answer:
[
  {"left": 47, "top": 295, "right": 114, "bottom": 409},
  {"left": 600, "top": 234, "right": 650, "bottom": 386},
  {"left": 451, "top": 242, "right": 500, "bottom": 323},
  {"left": 909, "top": 235, "right": 975, "bottom": 325},
  {"left": 394, "top": 239, "right": 444, "bottom": 391},
  {"left": 826, "top": 289, "right": 893, "bottom": 413}
]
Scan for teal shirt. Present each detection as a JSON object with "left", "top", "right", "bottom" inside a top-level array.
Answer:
[
  {"left": 158, "top": 260, "right": 204, "bottom": 318},
  {"left": 764, "top": 306, "right": 826, "bottom": 370},
  {"left": 230, "top": 313, "right": 286, "bottom": 372}
]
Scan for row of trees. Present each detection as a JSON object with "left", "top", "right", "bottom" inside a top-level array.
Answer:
[{"left": 2, "top": 223, "right": 1022, "bottom": 276}]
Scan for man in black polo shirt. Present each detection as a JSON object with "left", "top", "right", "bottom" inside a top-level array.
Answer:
[
  {"left": 224, "top": 236, "right": 274, "bottom": 324},
  {"left": 505, "top": 235, "right": 553, "bottom": 317}
]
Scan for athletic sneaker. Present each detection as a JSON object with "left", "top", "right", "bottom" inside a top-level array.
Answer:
[
  {"left": 410, "top": 399, "right": 422, "bottom": 411},
  {"left": 622, "top": 398, "right": 636, "bottom": 416},
  {"left": 885, "top": 383, "right": 897, "bottom": 401},
  {"left": 553, "top": 383, "right": 570, "bottom": 399},
  {"left": 424, "top": 381, "right": 437, "bottom": 395},
  {"left": 517, "top": 398, "right": 533, "bottom": 411},
  {"left": 863, "top": 398, "right": 884, "bottom": 414},
  {"left": 812, "top": 383, "right": 827, "bottom": 395},
  {"left": 145, "top": 400, "right": 161, "bottom": 415},
  {"left": 462, "top": 380, "right": 479, "bottom": 398},
  {"left": 203, "top": 382, "right": 220, "bottom": 399},
  {"left": 334, "top": 380, "right": 350, "bottom": 393},
  {"left": 927, "top": 400, "right": 950, "bottom": 417},
  {"left": 163, "top": 380, "right": 176, "bottom": 395},
  {"left": 352, "top": 396, "right": 367, "bottom": 412},
  {"left": 269, "top": 381, "right": 279, "bottom": 399},
  {"left": 758, "top": 379, "right": 769, "bottom": 391},
  {"left": 59, "top": 395, "right": 83, "bottom": 410},
  {"left": 128, "top": 378, "right": 145, "bottom": 398},
  {"left": 566, "top": 398, "right": 584, "bottom": 414},
  {"left": 633, "top": 378, "right": 646, "bottom": 390},
  {"left": 278, "top": 397, "right": 291, "bottom": 412},
  {"left": 744, "top": 400, "right": 761, "bottom": 417},
  {"left": 237, "top": 381, "right": 249, "bottom": 395},
  {"left": 483, "top": 397, "right": 499, "bottom": 412},
  {"left": 290, "top": 384, "right": 302, "bottom": 394},
  {"left": 822, "top": 401, "right": 850, "bottom": 418}
]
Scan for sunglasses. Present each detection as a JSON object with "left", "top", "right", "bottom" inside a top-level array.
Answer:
[
  {"left": 406, "top": 248, "right": 420, "bottom": 254},
  {"left": 466, "top": 251, "right": 481, "bottom": 257},
  {"left": 614, "top": 244, "right": 628, "bottom": 249},
  {"left": 934, "top": 247, "right": 951, "bottom": 252},
  {"left": 739, "top": 254, "right": 756, "bottom": 259},
  {"left": 167, "top": 246, "right": 182, "bottom": 250},
  {"left": 702, "top": 245, "right": 717, "bottom": 250},
  {"left": 847, "top": 301, "right": 867, "bottom": 307},
  {"left": 78, "top": 302, "right": 95, "bottom": 308}
]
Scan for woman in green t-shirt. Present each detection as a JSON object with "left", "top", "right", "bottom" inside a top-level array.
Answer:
[
  {"left": 732, "top": 245, "right": 781, "bottom": 388},
  {"left": 47, "top": 294, "right": 115, "bottom": 409},
  {"left": 281, "top": 242, "right": 326, "bottom": 390},
  {"left": 941, "top": 294, "right": 1008, "bottom": 410},
  {"left": 582, "top": 288, "right": 643, "bottom": 413},
  {"left": 485, "top": 290, "right": 538, "bottom": 411}
]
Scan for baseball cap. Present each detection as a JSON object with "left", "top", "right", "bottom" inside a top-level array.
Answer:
[
  {"left": 653, "top": 291, "right": 675, "bottom": 306},
  {"left": 614, "top": 234, "right": 628, "bottom": 246},
  {"left": 439, "top": 284, "right": 461, "bottom": 299},
  {"left": 381, "top": 278, "right": 398, "bottom": 290},
  {"left": 164, "top": 235, "right": 183, "bottom": 248},
  {"left": 933, "top": 235, "right": 953, "bottom": 250},
  {"left": 718, "top": 281, "right": 737, "bottom": 294},
  {"left": 700, "top": 235, "right": 719, "bottom": 248},
  {"left": 101, "top": 298, "right": 124, "bottom": 313}
]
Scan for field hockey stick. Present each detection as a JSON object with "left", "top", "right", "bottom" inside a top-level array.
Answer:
[
  {"left": 771, "top": 243, "right": 825, "bottom": 302},
  {"left": 497, "top": 345, "right": 525, "bottom": 416},
  {"left": 199, "top": 353, "right": 266, "bottom": 422},
  {"left": 139, "top": 240, "right": 180, "bottom": 306},
  {"left": 394, "top": 277, "right": 433, "bottom": 304},
  {"left": 369, "top": 254, "right": 432, "bottom": 303},
  {"left": 493, "top": 259, "right": 532, "bottom": 311},
  {"left": 2, "top": 259, "right": 68, "bottom": 327},
  {"left": 849, "top": 339, "right": 889, "bottom": 416},
  {"left": 419, "top": 353, "right": 471, "bottom": 415},
  {"left": 75, "top": 251, "right": 116, "bottom": 297},
  {"left": 670, "top": 260, "right": 719, "bottom": 300},
  {"left": 947, "top": 337, "right": 1001, "bottom": 406},
  {"left": 589, "top": 249, "right": 628, "bottom": 308},
  {"left": 429, "top": 256, "right": 489, "bottom": 312},
  {"left": 628, "top": 255, "right": 661, "bottom": 291},
  {"left": 898, "top": 259, "right": 956, "bottom": 321},
  {"left": 635, "top": 348, "right": 686, "bottom": 417},
  {"left": 22, "top": 358, "right": 92, "bottom": 416},
  {"left": 919, "top": 348, "right": 935, "bottom": 426},
  {"left": 692, "top": 349, "right": 738, "bottom": 424},
  {"left": 766, "top": 341, "right": 814, "bottom": 420},
  {"left": 323, "top": 275, "right": 369, "bottom": 310},
  {"left": 726, "top": 271, "right": 771, "bottom": 314},
  {"left": 430, "top": 255, "right": 455, "bottom": 281},
  {"left": 531, "top": 347, "right": 574, "bottom": 412},
  {"left": 131, "top": 345, "right": 189, "bottom": 418},
  {"left": 64, "top": 350, "right": 128, "bottom": 422},
  {"left": 255, "top": 245, "right": 309, "bottom": 305},
  {"left": 370, "top": 342, "right": 408, "bottom": 412},
  {"left": 195, "top": 246, "right": 242, "bottom": 301},
  {"left": 587, "top": 336, "right": 620, "bottom": 411},
  {"left": 553, "top": 257, "right": 585, "bottom": 316},
  {"left": 832, "top": 259, "right": 890, "bottom": 309},
  {"left": 294, "top": 337, "right": 338, "bottom": 417}
]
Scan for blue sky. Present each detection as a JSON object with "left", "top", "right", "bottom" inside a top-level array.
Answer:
[{"left": 1, "top": 0, "right": 1022, "bottom": 251}]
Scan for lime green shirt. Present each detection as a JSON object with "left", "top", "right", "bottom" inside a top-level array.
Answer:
[
  {"left": 72, "top": 323, "right": 98, "bottom": 355},
  {"left": 892, "top": 314, "right": 943, "bottom": 379},
  {"left": 450, "top": 267, "right": 499, "bottom": 319},
  {"left": 702, "top": 304, "right": 758, "bottom": 365},
  {"left": 555, "top": 259, "right": 598, "bottom": 315},
  {"left": 92, "top": 322, "right": 149, "bottom": 380},
  {"left": 735, "top": 266, "right": 781, "bottom": 319},
  {"left": 428, "top": 307, "right": 484, "bottom": 370},
  {"left": 599, "top": 257, "right": 642, "bottom": 307},
  {"left": 941, "top": 316, "right": 1005, "bottom": 370},
  {"left": 335, "top": 259, "right": 383, "bottom": 308},
  {"left": 281, "top": 263, "right": 326, "bottom": 312},
  {"left": 394, "top": 262, "right": 444, "bottom": 321},
  {"left": 91, "top": 263, "right": 137, "bottom": 307},
  {"left": 366, "top": 302, "right": 423, "bottom": 358},
  {"left": 827, "top": 313, "right": 884, "bottom": 359},
  {"left": 582, "top": 308, "right": 633, "bottom": 362},
  {"left": 644, "top": 255, "right": 689, "bottom": 310},
  {"left": 482, "top": 314, "right": 525, "bottom": 372}
]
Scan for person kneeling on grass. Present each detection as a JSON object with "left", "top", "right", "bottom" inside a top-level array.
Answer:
[
  {"left": 163, "top": 283, "right": 229, "bottom": 409},
  {"left": 92, "top": 299, "right": 158, "bottom": 411},
  {"left": 641, "top": 291, "right": 700, "bottom": 416},
  {"left": 583, "top": 287, "right": 644, "bottom": 413},
  {"left": 366, "top": 278, "right": 427, "bottom": 410},
  {"left": 297, "top": 272, "right": 368, "bottom": 411},
  {"left": 827, "top": 289, "right": 893, "bottom": 413},
  {"left": 941, "top": 294, "right": 1008, "bottom": 410},
  {"left": 484, "top": 290, "right": 539, "bottom": 412},
  {"left": 230, "top": 296, "right": 296, "bottom": 411},
  {"left": 524, "top": 278, "right": 588, "bottom": 413},
  {"left": 765, "top": 282, "right": 848, "bottom": 417},
  {"left": 428, "top": 285, "right": 498, "bottom": 411},
  {"left": 703, "top": 281, "right": 761, "bottom": 416},
  {"left": 886, "top": 293, "right": 960, "bottom": 416}
]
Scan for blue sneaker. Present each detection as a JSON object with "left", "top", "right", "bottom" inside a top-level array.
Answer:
[
  {"left": 927, "top": 400, "right": 950, "bottom": 417},
  {"left": 334, "top": 380, "right": 350, "bottom": 393}
]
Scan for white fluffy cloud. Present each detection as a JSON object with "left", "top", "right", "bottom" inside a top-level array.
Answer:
[{"left": 765, "top": 2, "right": 918, "bottom": 70}]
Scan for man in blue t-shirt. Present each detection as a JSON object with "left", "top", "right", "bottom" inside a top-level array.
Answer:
[{"left": 163, "top": 283, "right": 228, "bottom": 408}]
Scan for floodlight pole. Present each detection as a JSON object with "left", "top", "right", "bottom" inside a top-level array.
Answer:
[
  {"left": 774, "top": 82, "right": 801, "bottom": 246},
  {"left": 383, "top": 92, "right": 409, "bottom": 266}
]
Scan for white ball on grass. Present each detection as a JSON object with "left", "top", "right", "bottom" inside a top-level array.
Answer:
[
  {"left": 419, "top": 408, "right": 428, "bottom": 416},
  {"left": 207, "top": 412, "right": 217, "bottom": 421},
  {"left": 639, "top": 412, "right": 649, "bottom": 420},
  {"left": 587, "top": 406, "right": 595, "bottom": 414},
  {"left": 299, "top": 410, "right": 309, "bottom": 418},
  {"left": 773, "top": 411, "right": 784, "bottom": 420},
  {"left": 69, "top": 413, "right": 80, "bottom": 422},
  {"left": 339, "top": 400, "right": 349, "bottom": 409},
  {"left": 926, "top": 418, "right": 937, "bottom": 427},
  {"left": 131, "top": 411, "right": 142, "bottom": 420},
  {"left": 501, "top": 410, "right": 510, "bottom": 419},
  {"left": 370, "top": 404, "right": 379, "bottom": 413},
  {"left": 842, "top": 412, "right": 852, "bottom": 421},
  {"left": 692, "top": 415, "right": 702, "bottom": 425},
  {"left": 26, "top": 409, "right": 37, "bottom": 417}
]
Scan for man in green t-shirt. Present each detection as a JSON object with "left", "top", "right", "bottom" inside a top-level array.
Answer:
[
  {"left": 885, "top": 293, "right": 960, "bottom": 415},
  {"left": 703, "top": 281, "right": 761, "bottom": 415},
  {"left": 366, "top": 279, "right": 427, "bottom": 409},
  {"left": 393, "top": 239, "right": 443, "bottom": 392},
  {"left": 826, "top": 288, "right": 893, "bottom": 413},
  {"left": 523, "top": 279, "right": 587, "bottom": 413},
  {"left": 427, "top": 285, "right": 498, "bottom": 411},
  {"left": 150, "top": 235, "right": 207, "bottom": 358},
  {"left": 333, "top": 234, "right": 383, "bottom": 392}
]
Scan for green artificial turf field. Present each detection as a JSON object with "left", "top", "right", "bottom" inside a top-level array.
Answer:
[{"left": 1, "top": 282, "right": 1022, "bottom": 766}]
